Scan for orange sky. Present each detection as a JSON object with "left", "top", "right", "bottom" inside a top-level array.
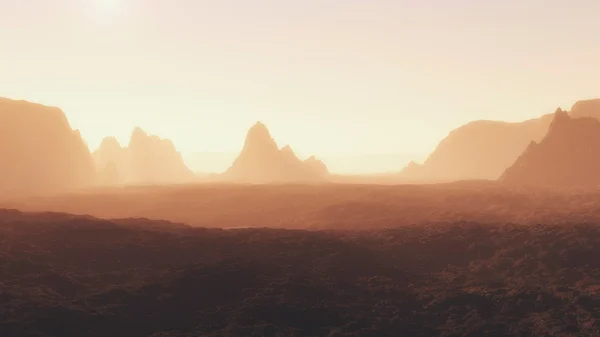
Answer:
[{"left": 1, "top": 0, "right": 599, "bottom": 173}]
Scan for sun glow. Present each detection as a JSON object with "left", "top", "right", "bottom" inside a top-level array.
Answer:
[{"left": 93, "top": 0, "right": 120, "bottom": 13}]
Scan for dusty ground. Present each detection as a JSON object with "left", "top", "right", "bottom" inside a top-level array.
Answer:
[{"left": 4, "top": 181, "right": 600, "bottom": 229}]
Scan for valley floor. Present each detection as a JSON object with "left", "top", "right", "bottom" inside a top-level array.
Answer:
[{"left": 5, "top": 181, "right": 600, "bottom": 230}]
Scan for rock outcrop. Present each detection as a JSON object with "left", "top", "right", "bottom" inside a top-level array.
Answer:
[
  {"left": 500, "top": 109, "right": 600, "bottom": 187},
  {"left": 0, "top": 98, "right": 96, "bottom": 196},
  {"left": 93, "top": 128, "right": 194, "bottom": 185},
  {"left": 223, "top": 122, "right": 329, "bottom": 183}
]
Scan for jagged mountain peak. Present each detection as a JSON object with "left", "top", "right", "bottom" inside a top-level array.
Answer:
[
  {"left": 224, "top": 122, "right": 329, "bottom": 183},
  {"left": 98, "top": 136, "right": 122, "bottom": 150},
  {"left": 243, "top": 121, "right": 277, "bottom": 151}
]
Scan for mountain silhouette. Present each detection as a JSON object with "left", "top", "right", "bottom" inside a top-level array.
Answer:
[
  {"left": 223, "top": 122, "right": 329, "bottom": 183},
  {"left": 399, "top": 115, "right": 555, "bottom": 182},
  {"left": 500, "top": 109, "right": 600, "bottom": 187},
  {"left": 0, "top": 98, "right": 95, "bottom": 196},
  {"left": 399, "top": 99, "right": 600, "bottom": 182},
  {"left": 93, "top": 136, "right": 126, "bottom": 184},
  {"left": 96, "top": 161, "right": 121, "bottom": 186},
  {"left": 304, "top": 155, "right": 329, "bottom": 177},
  {"left": 93, "top": 128, "right": 194, "bottom": 185}
]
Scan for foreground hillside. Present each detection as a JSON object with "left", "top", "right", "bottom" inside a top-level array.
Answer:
[
  {"left": 7, "top": 182, "right": 600, "bottom": 229},
  {"left": 0, "top": 210, "right": 599, "bottom": 336}
]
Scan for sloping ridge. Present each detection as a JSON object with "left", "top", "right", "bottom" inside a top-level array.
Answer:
[
  {"left": 500, "top": 109, "right": 600, "bottom": 187},
  {"left": 570, "top": 98, "right": 600, "bottom": 120},
  {"left": 399, "top": 114, "right": 555, "bottom": 182},
  {"left": 223, "top": 122, "right": 329, "bottom": 183},
  {"left": 0, "top": 98, "right": 96, "bottom": 196},
  {"left": 399, "top": 98, "right": 600, "bottom": 183}
]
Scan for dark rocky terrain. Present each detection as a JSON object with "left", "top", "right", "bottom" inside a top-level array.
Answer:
[
  {"left": 1, "top": 209, "right": 599, "bottom": 336},
  {"left": 4, "top": 97, "right": 600, "bottom": 336}
]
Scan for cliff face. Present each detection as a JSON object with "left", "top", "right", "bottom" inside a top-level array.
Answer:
[
  {"left": 0, "top": 98, "right": 96, "bottom": 196},
  {"left": 93, "top": 128, "right": 194, "bottom": 185},
  {"left": 500, "top": 110, "right": 600, "bottom": 187},
  {"left": 223, "top": 122, "right": 329, "bottom": 183}
]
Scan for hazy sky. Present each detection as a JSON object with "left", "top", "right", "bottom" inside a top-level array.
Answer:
[{"left": 1, "top": 0, "right": 599, "bottom": 172}]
